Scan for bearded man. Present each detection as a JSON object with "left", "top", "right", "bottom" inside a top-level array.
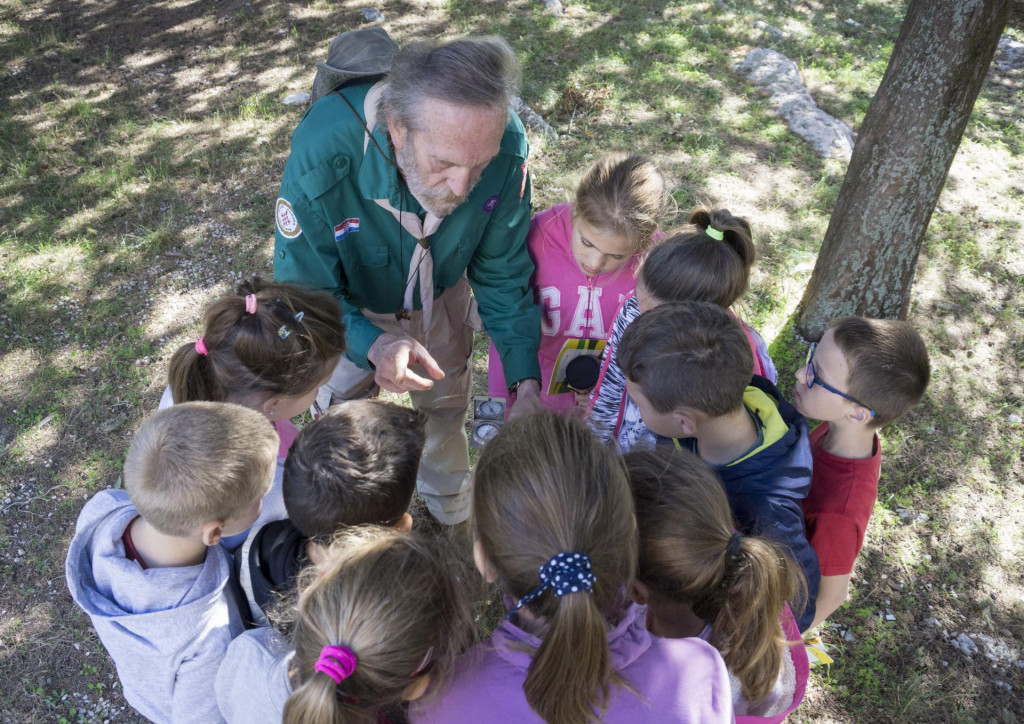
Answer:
[{"left": 273, "top": 35, "right": 542, "bottom": 526}]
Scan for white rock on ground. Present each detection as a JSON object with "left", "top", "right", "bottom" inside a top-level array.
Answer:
[
  {"left": 994, "top": 34, "right": 1024, "bottom": 71},
  {"left": 361, "top": 7, "right": 384, "bottom": 21},
  {"left": 542, "top": 0, "right": 563, "bottom": 15},
  {"left": 513, "top": 96, "right": 558, "bottom": 143},
  {"left": 973, "top": 633, "right": 1019, "bottom": 665},
  {"left": 733, "top": 48, "right": 855, "bottom": 160},
  {"left": 951, "top": 633, "right": 979, "bottom": 657},
  {"left": 283, "top": 92, "right": 310, "bottom": 106},
  {"left": 753, "top": 20, "right": 784, "bottom": 40}
]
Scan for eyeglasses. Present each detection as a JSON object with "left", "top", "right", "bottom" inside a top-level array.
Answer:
[{"left": 804, "top": 343, "right": 875, "bottom": 418}]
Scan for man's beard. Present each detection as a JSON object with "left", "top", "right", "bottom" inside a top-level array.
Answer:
[{"left": 394, "top": 140, "right": 478, "bottom": 218}]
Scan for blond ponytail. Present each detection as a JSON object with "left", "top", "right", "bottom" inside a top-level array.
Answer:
[
  {"left": 525, "top": 593, "right": 612, "bottom": 724},
  {"left": 283, "top": 527, "right": 473, "bottom": 724}
]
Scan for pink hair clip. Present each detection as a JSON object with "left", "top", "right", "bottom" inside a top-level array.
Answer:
[
  {"left": 315, "top": 644, "right": 357, "bottom": 684},
  {"left": 244, "top": 294, "right": 258, "bottom": 315},
  {"left": 194, "top": 337, "right": 209, "bottom": 356}
]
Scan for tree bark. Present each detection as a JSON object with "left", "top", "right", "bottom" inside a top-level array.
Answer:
[{"left": 796, "top": 0, "right": 1010, "bottom": 339}]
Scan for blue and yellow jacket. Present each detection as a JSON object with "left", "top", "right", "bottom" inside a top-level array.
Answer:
[{"left": 677, "top": 375, "right": 819, "bottom": 631}]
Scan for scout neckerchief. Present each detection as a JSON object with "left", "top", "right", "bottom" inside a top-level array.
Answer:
[{"left": 347, "top": 81, "right": 441, "bottom": 341}]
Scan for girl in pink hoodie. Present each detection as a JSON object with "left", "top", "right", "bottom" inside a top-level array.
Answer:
[{"left": 487, "top": 154, "right": 670, "bottom": 414}]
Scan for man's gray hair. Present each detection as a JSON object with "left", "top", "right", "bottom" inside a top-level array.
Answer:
[{"left": 379, "top": 36, "right": 520, "bottom": 133}]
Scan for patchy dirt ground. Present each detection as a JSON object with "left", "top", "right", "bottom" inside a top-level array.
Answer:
[{"left": 1, "top": 0, "right": 1022, "bottom": 722}]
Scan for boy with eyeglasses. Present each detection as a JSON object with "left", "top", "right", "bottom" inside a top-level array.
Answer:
[{"left": 793, "top": 317, "right": 930, "bottom": 631}]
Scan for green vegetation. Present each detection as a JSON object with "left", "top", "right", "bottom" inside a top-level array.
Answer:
[{"left": 1, "top": 0, "right": 1021, "bottom": 721}]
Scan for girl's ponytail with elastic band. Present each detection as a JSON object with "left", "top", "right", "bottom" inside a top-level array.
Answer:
[
  {"left": 626, "top": 448, "right": 804, "bottom": 707},
  {"left": 315, "top": 645, "right": 357, "bottom": 684},
  {"left": 474, "top": 414, "right": 635, "bottom": 724},
  {"left": 283, "top": 528, "right": 473, "bottom": 724},
  {"left": 705, "top": 225, "right": 724, "bottom": 241},
  {"left": 726, "top": 531, "right": 743, "bottom": 559},
  {"left": 507, "top": 552, "right": 596, "bottom": 619},
  {"left": 714, "top": 531, "right": 805, "bottom": 704}
]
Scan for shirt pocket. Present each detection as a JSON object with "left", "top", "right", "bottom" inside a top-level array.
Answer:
[{"left": 356, "top": 245, "right": 388, "bottom": 268}]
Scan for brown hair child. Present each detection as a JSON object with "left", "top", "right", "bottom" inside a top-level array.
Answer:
[
  {"left": 587, "top": 204, "right": 777, "bottom": 450},
  {"left": 617, "top": 301, "right": 819, "bottom": 632},
  {"left": 236, "top": 400, "right": 426, "bottom": 626},
  {"left": 411, "top": 414, "right": 734, "bottom": 724},
  {"left": 793, "top": 316, "right": 930, "bottom": 630},
  {"left": 626, "top": 448, "right": 809, "bottom": 719}
]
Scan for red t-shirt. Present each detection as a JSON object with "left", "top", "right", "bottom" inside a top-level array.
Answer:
[
  {"left": 121, "top": 516, "right": 149, "bottom": 570},
  {"left": 802, "top": 422, "right": 881, "bottom": 577}
]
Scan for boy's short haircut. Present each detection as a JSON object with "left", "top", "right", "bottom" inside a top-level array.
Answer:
[
  {"left": 830, "top": 316, "right": 930, "bottom": 428},
  {"left": 283, "top": 400, "right": 426, "bottom": 538},
  {"left": 123, "top": 402, "right": 278, "bottom": 537},
  {"left": 618, "top": 301, "right": 753, "bottom": 417}
]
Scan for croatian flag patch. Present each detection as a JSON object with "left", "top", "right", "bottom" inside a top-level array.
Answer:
[{"left": 334, "top": 218, "right": 360, "bottom": 241}]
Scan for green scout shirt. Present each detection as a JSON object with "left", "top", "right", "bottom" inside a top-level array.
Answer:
[{"left": 273, "top": 81, "right": 541, "bottom": 385}]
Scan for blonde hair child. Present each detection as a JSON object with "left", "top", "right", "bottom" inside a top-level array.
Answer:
[
  {"left": 216, "top": 527, "right": 473, "bottom": 724},
  {"left": 66, "top": 402, "right": 279, "bottom": 723},
  {"left": 488, "top": 153, "right": 671, "bottom": 414},
  {"left": 588, "top": 204, "right": 776, "bottom": 451},
  {"left": 626, "top": 448, "right": 809, "bottom": 721},
  {"left": 411, "top": 414, "right": 734, "bottom": 724}
]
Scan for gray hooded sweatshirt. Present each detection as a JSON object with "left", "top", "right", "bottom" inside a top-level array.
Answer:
[
  {"left": 65, "top": 489, "right": 245, "bottom": 724},
  {"left": 215, "top": 626, "right": 294, "bottom": 723}
]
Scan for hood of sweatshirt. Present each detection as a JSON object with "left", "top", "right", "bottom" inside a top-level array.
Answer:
[
  {"left": 65, "top": 489, "right": 243, "bottom": 723},
  {"left": 67, "top": 489, "right": 236, "bottom": 630},
  {"left": 489, "top": 601, "right": 652, "bottom": 672}
]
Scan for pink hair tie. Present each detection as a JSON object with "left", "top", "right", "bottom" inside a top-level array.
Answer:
[
  {"left": 315, "top": 644, "right": 357, "bottom": 684},
  {"left": 194, "top": 337, "right": 209, "bottom": 356},
  {"left": 244, "top": 294, "right": 258, "bottom": 315}
]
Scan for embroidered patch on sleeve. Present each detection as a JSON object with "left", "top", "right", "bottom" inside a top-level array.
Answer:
[
  {"left": 519, "top": 160, "right": 529, "bottom": 199},
  {"left": 334, "top": 218, "right": 360, "bottom": 241},
  {"left": 275, "top": 198, "right": 302, "bottom": 239}
]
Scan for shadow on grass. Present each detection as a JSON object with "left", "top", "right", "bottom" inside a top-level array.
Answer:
[
  {"left": 770, "top": 235, "right": 1024, "bottom": 721},
  {"left": 2, "top": 0, "right": 1021, "bottom": 720}
]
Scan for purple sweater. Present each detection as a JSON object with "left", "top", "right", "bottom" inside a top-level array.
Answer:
[{"left": 410, "top": 604, "right": 734, "bottom": 723}]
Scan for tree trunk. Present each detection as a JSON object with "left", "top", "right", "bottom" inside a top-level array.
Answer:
[{"left": 796, "top": 0, "right": 1010, "bottom": 339}]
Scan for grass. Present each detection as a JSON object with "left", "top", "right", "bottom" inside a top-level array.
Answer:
[{"left": 1, "top": 0, "right": 1022, "bottom": 721}]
